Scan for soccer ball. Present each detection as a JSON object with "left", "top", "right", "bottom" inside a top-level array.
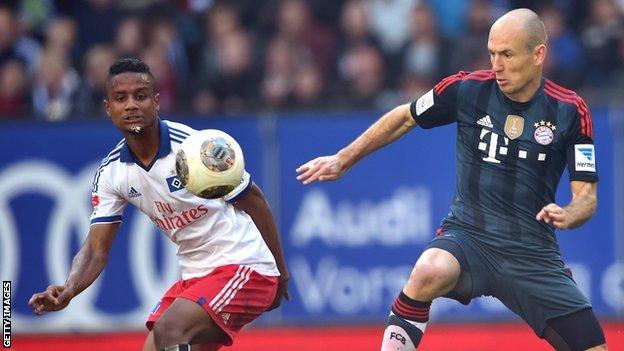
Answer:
[{"left": 175, "top": 129, "right": 245, "bottom": 199}]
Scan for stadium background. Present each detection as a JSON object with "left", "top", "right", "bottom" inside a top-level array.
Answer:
[{"left": 0, "top": 0, "right": 623, "bottom": 350}]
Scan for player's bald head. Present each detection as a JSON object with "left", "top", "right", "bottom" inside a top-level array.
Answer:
[{"left": 491, "top": 8, "right": 547, "bottom": 52}]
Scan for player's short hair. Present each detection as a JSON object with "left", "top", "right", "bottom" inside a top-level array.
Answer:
[
  {"left": 523, "top": 11, "right": 547, "bottom": 52},
  {"left": 105, "top": 57, "right": 156, "bottom": 92},
  {"left": 493, "top": 9, "right": 547, "bottom": 53}
]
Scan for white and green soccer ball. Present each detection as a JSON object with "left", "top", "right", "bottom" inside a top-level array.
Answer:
[{"left": 175, "top": 129, "right": 245, "bottom": 199}]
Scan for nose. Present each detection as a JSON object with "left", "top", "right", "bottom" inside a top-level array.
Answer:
[
  {"left": 125, "top": 96, "right": 139, "bottom": 111},
  {"left": 491, "top": 54, "right": 503, "bottom": 72}
]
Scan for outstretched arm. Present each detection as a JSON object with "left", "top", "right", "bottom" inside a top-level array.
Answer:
[
  {"left": 296, "top": 103, "right": 416, "bottom": 184},
  {"left": 536, "top": 181, "right": 597, "bottom": 230},
  {"left": 28, "top": 222, "right": 120, "bottom": 315},
  {"left": 234, "top": 183, "right": 290, "bottom": 310}
]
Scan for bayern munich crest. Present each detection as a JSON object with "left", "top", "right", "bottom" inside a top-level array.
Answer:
[{"left": 533, "top": 120, "right": 556, "bottom": 145}]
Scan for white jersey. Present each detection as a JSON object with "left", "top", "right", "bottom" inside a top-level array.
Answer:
[{"left": 90, "top": 119, "right": 279, "bottom": 280}]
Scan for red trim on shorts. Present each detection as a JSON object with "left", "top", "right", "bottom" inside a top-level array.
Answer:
[
  {"left": 435, "top": 226, "right": 446, "bottom": 237},
  {"left": 208, "top": 265, "right": 253, "bottom": 313},
  {"left": 146, "top": 265, "right": 278, "bottom": 347}
]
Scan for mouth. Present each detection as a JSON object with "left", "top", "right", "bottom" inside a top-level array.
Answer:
[
  {"left": 496, "top": 78, "right": 509, "bottom": 85},
  {"left": 123, "top": 115, "right": 143, "bottom": 123}
]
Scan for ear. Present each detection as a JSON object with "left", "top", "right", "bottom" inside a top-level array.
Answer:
[
  {"left": 154, "top": 93, "right": 160, "bottom": 112},
  {"left": 104, "top": 99, "right": 111, "bottom": 117},
  {"left": 534, "top": 44, "right": 547, "bottom": 66}
]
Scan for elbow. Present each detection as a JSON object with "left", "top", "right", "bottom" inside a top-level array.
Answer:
[
  {"left": 578, "top": 194, "right": 597, "bottom": 228},
  {"left": 584, "top": 188, "right": 598, "bottom": 217},
  {"left": 396, "top": 104, "right": 416, "bottom": 128},
  {"left": 588, "top": 195, "right": 597, "bottom": 217}
]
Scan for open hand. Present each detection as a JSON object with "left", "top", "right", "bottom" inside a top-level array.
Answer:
[
  {"left": 28, "top": 285, "right": 74, "bottom": 315},
  {"left": 296, "top": 155, "right": 345, "bottom": 185}
]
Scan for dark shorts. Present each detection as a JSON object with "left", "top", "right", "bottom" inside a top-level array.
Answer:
[{"left": 426, "top": 229, "right": 591, "bottom": 337}]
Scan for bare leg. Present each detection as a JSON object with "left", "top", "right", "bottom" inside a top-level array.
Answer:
[
  {"left": 153, "top": 298, "right": 228, "bottom": 350},
  {"left": 585, "top": 345, "right": 608, "bottom": 351},
  {"left": 143, "top": 331, "right": 156, "bottom": 351},
  {"left": 381, "top": 248, "right": 461, "bottom": 351},
  {"left": 144, "top": 331, "right": 218, "bottom": 351},
  {"left": 403, "top": 248, "right": 461, "bottom": 300}
]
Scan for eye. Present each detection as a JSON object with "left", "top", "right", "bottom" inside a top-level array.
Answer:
[
  {"left": 136, "top": 94, "right": 146, "bottom": 100},
  {"left": 115, "top": 96, "right": 125, "bottom": 102},
  {"left": 504, "top": 52, "right": 512, "bottom": 58}
]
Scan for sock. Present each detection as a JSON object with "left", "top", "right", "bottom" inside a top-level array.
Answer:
[
  {"left": 380, "top": 292, "right": 431, "bottom": 350},
  {"left": 162, "top": 345, "right": 191, "bottom": 351}
]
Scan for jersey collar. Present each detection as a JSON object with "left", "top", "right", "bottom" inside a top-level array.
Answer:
[
  {"left": 120, "top": 119, "right": 172, "bottom": 170},
  {"left": 498, "top": 78, "right": 545, "bottom": 111}
]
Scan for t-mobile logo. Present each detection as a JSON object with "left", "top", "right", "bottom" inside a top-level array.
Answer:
[
  {"left": 479, "top": 129, "right": 509, "bottom": 164},
  {"left": 478, "top": 129, "right": 547, "bottom": 163}
]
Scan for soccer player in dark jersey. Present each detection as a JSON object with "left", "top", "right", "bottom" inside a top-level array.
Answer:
[{"left": 297, "top": 8, "right": 607, "bottom": 351}]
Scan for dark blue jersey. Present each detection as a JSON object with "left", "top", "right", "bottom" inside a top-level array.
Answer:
[{"left": 410, "top": 70, "right": 598, "bottom": 249}]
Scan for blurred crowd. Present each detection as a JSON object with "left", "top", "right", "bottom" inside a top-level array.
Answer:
[{"left": 1, "top": 0, "right": 624, "bottom": 120}]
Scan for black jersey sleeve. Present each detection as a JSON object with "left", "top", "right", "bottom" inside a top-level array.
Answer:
[
  {"left": 409, "top": 73, "right": 461, "bottom": 129},
  {"left": 566, "top": 99, "right": 599, "bottom": 183}
]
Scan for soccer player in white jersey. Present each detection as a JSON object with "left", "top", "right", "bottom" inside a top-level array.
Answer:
[{"left": 28, "top": 58, "right": 290, "bottom": 351}]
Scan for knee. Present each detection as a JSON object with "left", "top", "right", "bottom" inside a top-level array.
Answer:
[
  {"left": 153, "top": 317, "right": 188, "bottom": 348},
  {"left": 407, "top": 260, "right": 452, "bottom": 288},
  {"left": 405, "top": 258, "right": 459, "bottom": 300}
]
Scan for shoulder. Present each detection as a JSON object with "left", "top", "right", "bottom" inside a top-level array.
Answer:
[
  {"left": 92, "top": 139, "right": 124, "bottom": 191},
  {"left": 163, "top": 120, "right": 196, "bottom": 144},
  {"left": 434, "top": 70, "right": 496, "bottom": 94},
  {"left": 543, "top": 79, "right": 593, "bottom": 137},
  {"left": 164, "top": 120, "right": 197, "bottom": 134},
  {"left": 97, "top": 139, "right": 124, "bottom": 167},
  {"left": 543, "top": 79, "right": 589, "bottom": 111}
]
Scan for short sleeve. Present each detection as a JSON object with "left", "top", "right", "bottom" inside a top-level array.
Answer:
[
  {"left": 223, "top": 171, "right": 252, "bottom": 203},
  {"left": 90, "top": 167, "right": 127, "bottom": 225},
  {"left": 566, "top": 100, "right": 599, "bottom": 183},
  {"left": 409, "top": 72, "right": 463, "bottom": 129}
]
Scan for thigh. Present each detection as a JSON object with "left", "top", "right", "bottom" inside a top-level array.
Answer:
[
  {"left": 147, "top": 279, "right": 187, "bottom": 331},
  {"left": 147, "top": 265, "right": 277, "bottom": 348},
  {"left": 158, "top": 297, "right": 229, "bottom": 344},
  {"left": 143, "top": 330, "right": 217, "bottom": 351},
  {"left": 142, "top": 331, "right": 156, "bottom": 351},
  {"left": 544, "top": 308, "right": 606, "bottom": 351},
  {"left": 424, "top": 230, "right": 493, "bottom": 304},
  {"left": 178, "top": 265, "right": 278, "bottom": 346},
  {"left": 403, "top": 247, "right": 461, "bottom": 300},
  {"left": 493, "top": 257, "right": 592, "bottom": 337}
]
